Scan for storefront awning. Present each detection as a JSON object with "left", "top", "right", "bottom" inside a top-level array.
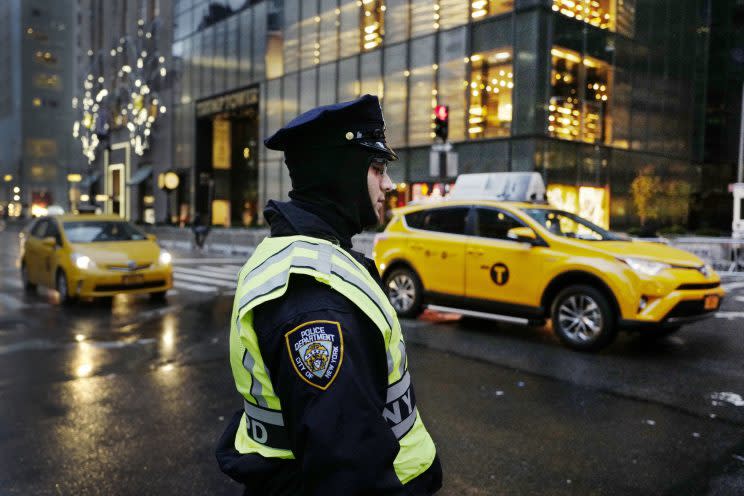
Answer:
[
  {"left": 126, "top": 165, "right": 153, "bottom": 186},
  {"left": 79, "top": 171, "right": 101, "bottom": 188}
]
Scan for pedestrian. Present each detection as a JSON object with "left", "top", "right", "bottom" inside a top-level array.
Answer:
[
  {"left": 216, "top": 94, "right": 442, "bottom": 495},
  {"left": 191, "top": 212, "right": 210, "bottom": 249}
]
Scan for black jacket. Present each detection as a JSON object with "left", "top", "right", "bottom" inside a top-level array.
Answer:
[{"left": 216, "top": 201, "right": 441, "bottom": 495}]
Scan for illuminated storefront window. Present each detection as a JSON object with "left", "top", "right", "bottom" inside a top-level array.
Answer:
[
  {"left": 361, "top": 0, "right": 384, "bottom": 51},
  {"left": 467, "top": 49, "right": 513, "bottom": 139},
  {"left": 546, "top": 184, "right": 610, "bottom": 228},
  {"left": 470, "top": 0, "right": 514, "bottom": 20},
  {"left": 551, "top": 0, "right": 636, "bottom": 36},
  {"left": 548, "top": 47, "right": 611, "bottom": 144}
]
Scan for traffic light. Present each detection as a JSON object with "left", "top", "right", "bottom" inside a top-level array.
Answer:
[{"left": 434, "top": 104, "right": 449, "bottom": 141}]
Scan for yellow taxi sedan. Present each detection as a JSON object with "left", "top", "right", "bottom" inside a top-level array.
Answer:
[
  {"left": 374, "top": 200, "right": 725, "bottom": 351},
  {"left": 19, "top": 214, "right": 173, "bottom": 304}
]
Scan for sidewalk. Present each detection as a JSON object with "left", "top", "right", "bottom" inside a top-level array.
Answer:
[{"left": 143, "top": 225, "right": 376, "bottom": 257}]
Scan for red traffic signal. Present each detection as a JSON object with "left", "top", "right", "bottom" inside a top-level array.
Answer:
[
  {"left": 434, "top": 105, "right": 448, "bottom": 121},
  {"left": 433, "top": 104, "right": 449, "bottom": 141}
]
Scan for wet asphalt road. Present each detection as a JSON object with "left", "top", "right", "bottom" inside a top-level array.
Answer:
[{"left": 1, "top": 225, "right": 743, "bottom": 495}]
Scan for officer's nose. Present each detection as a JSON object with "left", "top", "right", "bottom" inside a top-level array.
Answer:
[{"left": 381, "top": 171, "right": 394, "bottom": 193}]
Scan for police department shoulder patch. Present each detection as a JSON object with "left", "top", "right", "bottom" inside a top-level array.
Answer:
[{"left": 285, "top": 320, "right": 344, "bottom": 390}]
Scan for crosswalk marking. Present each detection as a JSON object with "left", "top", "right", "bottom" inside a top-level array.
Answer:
[
  {"left": 722, "top": 281, "right": 744, "bottom": 291},
  {"left": 171, "top": 279, "right": 219, "bottom": 293},
  {"left": 174, "top": 266, "right": 237, "bottom": 282},
  {"left": 173, "top": 258, "right": 246, "bottom": 264},
  {"left": 0, "top": 293, "right": 26, "bottom": 311},
  {"left": 196, "top": 264, "right": 241, "bottom": 275},
  {"left": 173, "top": 272, "right": 236, "bottom": 288}
]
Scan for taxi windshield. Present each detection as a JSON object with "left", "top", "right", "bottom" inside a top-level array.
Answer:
[
  {"left": 522, "top": 209, "right": 623, "bottom": 241},
  {"left": 62, "top": 221, "right": 147, "bottom": 243}
]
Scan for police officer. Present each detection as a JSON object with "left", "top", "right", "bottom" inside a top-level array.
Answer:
[{"left": 216, "top": 94, "right": 442, "bottom": 495}]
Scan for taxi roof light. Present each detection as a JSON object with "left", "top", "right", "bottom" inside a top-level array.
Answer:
[{"left": 448, "top": 172, "right": 547, "bottom": 203}]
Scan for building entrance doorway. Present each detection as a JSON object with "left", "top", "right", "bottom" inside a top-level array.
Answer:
[{"left": 195, "top": 86, "right": 259, "bottom": 227}]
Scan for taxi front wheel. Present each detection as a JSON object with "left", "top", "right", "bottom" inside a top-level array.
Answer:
[
  {"left": 384, "top": 267, "right": 423, "bottom": 318},
  {"left": 56, "top": 270, "right": 76, "bottom": 305},
  {"left": 551, "top": 285, "right": 617, "bottom": 352}
]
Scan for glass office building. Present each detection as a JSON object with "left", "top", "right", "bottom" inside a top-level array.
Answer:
[{"left": 171, "top": 0, "right": 709, "bottom": 230}]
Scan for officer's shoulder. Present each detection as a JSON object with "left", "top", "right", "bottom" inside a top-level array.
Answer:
[{"left": 257, "top": 274, "right": 357, "bottom": 319}]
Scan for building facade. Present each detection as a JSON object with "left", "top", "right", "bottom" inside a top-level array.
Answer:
[
  {"left": 694, "top": 0, "right": 744, "bottom": 233},
  {"left": 73, "top": 0, "right": 175, "bottom": 224},
  {"left": 0, "top": 0, "right": 77, "bottom": 217},
  {"left": 166, "top": 0, "right": 712, "bottom": 231}
]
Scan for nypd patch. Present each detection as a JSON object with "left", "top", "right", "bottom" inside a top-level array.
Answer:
[{"left": 285, "top": 320, "right": 344, "bottom": 390}]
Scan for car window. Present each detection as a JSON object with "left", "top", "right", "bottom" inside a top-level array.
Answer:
[
  {"left": 30, "top": 219, "right": 48, "bottom": 238},
  {"left": 62, "top": 221, "right": 148, "bottom": 243},
  {"left": 405, "top": 207, "right": 469, "bottom": 235},
  {"left": 476, "top": 208, "right": 525, "bottom": 241},
  {"left": 522, "top": 208, "right": 623, "bottom": 241}
]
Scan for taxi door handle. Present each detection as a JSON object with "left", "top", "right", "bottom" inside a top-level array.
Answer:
[
  {"left": 467, "top": 249, "right": 484, "bottom": 256},
  {"left": 410, "top": 243, "right": 423, "bottom": 251}
]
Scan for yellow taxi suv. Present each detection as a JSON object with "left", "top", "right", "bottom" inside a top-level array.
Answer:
[
  {"left": 374, "top": 198, "right": 724, "bottom": 352},
  {"left": 19, "top": 214, "right": 173, "bottom": 304}
]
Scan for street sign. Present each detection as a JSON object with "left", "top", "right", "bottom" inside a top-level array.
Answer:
[{"left": 429, "top": 150, "right": 458, "bottom": 177}]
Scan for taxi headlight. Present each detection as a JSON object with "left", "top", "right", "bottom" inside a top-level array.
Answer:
[
  {"left": 159, "top": 250, "right": 172, "bottom": 266},
  {"left": 72, "top": 253, "right": 96, "bottom": 270},
  {"left": 618, "top": 257, "right": 670, "bottom": 276}
]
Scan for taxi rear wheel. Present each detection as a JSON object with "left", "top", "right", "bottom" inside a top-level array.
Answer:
[
  {"left": 56, "top": 270, "right": 76, "bottom": 305},
  {"left": 551, "top": 285, "right": 617, "bottom": 352},
  {"left": 384, "top": 267, "right": 423, "bottom": 318},
  {"left": 21, "top": 262, "right": 36, "bottom": 292}
]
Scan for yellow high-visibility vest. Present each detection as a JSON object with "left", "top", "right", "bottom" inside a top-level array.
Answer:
[{"left": 229, "top": 235, "right": 437, "bottom": 484}]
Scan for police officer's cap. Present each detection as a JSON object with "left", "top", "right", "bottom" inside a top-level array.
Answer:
[{"left": 264, "top": 94, "right": 398, "bottom": 161}]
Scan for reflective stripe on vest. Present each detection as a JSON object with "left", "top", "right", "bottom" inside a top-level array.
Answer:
[{"left": 229, "top": 235, "right": 437, "bottom": 484}]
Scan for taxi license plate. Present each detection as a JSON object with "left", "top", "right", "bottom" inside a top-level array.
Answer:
[
  {"left": 704, "top": 294, "right": 719, "bottom": 310},
  {"left": 122, "top": 274, "right": 144, "bottom": 285}
]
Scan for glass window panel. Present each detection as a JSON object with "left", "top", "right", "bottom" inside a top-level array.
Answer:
[
  {"left": 410, "top": 0, "right": 436, "bottom": 38},
  {"left": 319, "top": 0, "right": 339, "bottom": 63},
  {"left": 253, "top": 1, "right": 267, "bottom": 79},
  {"left": 238, "top": 9, "right": 253, "bottom": 83},
  {"left": 299, "top": 68, "right": 317, "bottom": 112},
  {"left": 470, "top": 0, "right": 514, "bottom": 21},
  {"left": 225, "top": 16, "right": 239, "bottom": 89},
  {"left": 175, "top": 0, "right": 193, "bottom": 15},
  {"left": 191, "top": 32, "right": 202, "bottom": 99},
  {"left": 283, "top": 73, "right": 299, "bottom": 126},
  {"left": 360, "top": 50, "right": 382, "bottom": 97},
  {"left": 408, "top": 35, "right": 435, "bottom": 145},
  {"left": 201, "top": 27, "right": 214, "bottom": 96},
  {"left": 438, "top": 0, "right": 469, "bottom": 30},
  {"left": 437, "top": 27, "right": 467, "bottom": 142},
  {"left": 283, "top": 0, "right": 300, "bottom": 73},
  {"left": 616, "top": 0, "right": 636, "bottom": 37},
  {"left": 300, "top": 0, "right": 319, "bottom": 68},
  {"left": 361, "top": 1, "right": 384, "bottom": 52},
  {"left": 513, "top": 9, "right": 540, "bottom": 135},
  {"left": 383, "top": 43, "right": 408, "bottom": 147},
  {"left": 471, "top": 17, "right": 512, "bottom": 54},
  {"left": 318, "top": 62, "right": 337, "bottom": 105},
  {"left": 181, "top": 37, "right": 193, "bottom": 104},
  {"left": 213, "top": 21, "right": 227, "bottom": 94},
  {"left": 384, "top": 0, "right": 409, "bottom": 44},
  {"left": 551, "top": 0, "right": 613, "bottom": 31},
  {"left": 266, "top": 78, "right": 283, "bottom": 161},
  {"left": 339, "top": 0, "right": 360, "bottom": 58},
  {"left": 338, "top": 56, "right": 359, "bottom": 102},
  {"left": 468, "top": 48, "right": 513, "bottom": 139},
  {"left": 172, "top": 40, "right": 184, "bottom": 104},
  {"left": 548, "top": 46, "right": 611, "bottom": 144}
]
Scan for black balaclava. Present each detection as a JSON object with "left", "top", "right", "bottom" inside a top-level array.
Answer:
[
  {"left": 264, "top": 95, "right": 397, "bottom": 245},
  {"left": 284, "top": 144, "right": 379, "bottom": 244}
]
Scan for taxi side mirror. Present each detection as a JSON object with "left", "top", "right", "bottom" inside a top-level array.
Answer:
[
  {"left": 146, "top": 234, "right": 157, "bottom": 242},
  {"left": 507, "top": 227, "right": 538, "bottom": 245},
  {"left": 42, "top": 236, "right": 57, "bottom": 248}
]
